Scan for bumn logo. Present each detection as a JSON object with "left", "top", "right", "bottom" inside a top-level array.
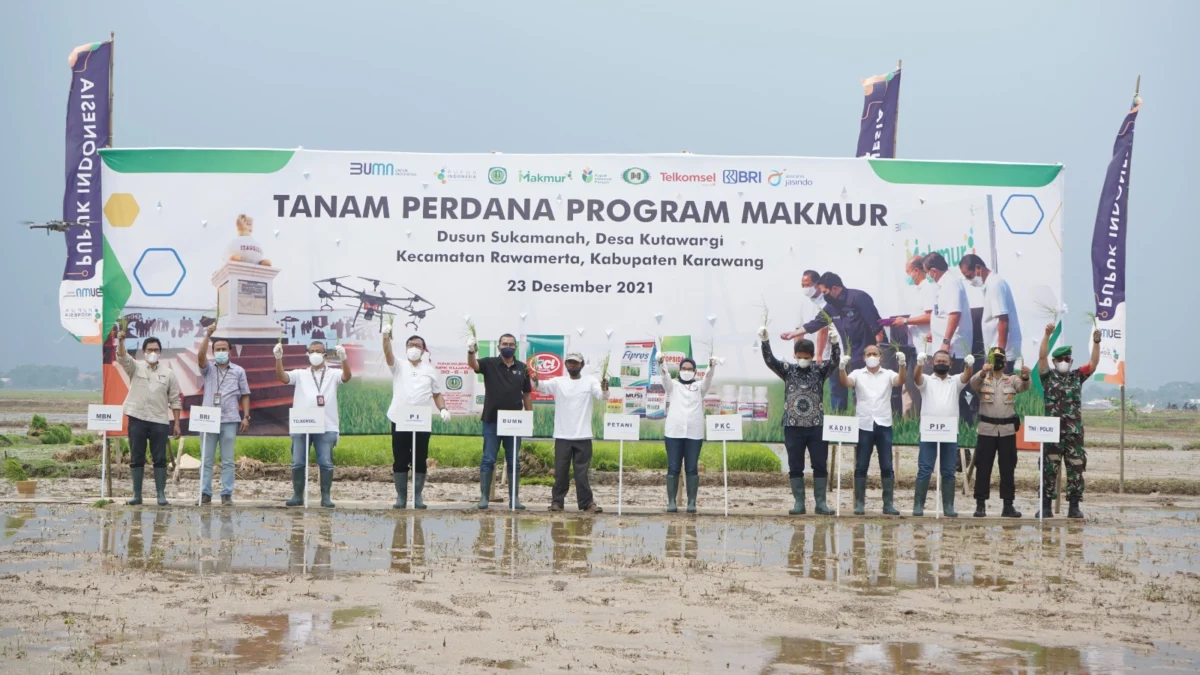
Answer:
[
  {"left": 488, "top": 167, "right": 507, "bottom": 185},
  {"left": 622, "top": 167, "right": 650, "bottom": 185}
]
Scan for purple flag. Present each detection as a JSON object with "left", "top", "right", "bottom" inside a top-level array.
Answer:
[
  {"left": 1089, "top": 96, "right": 1141, "bottom": 385},
  {"left": 59, "top": 41, "right": 112, "bottom": 342},
  {"left": 856, "top": 68, "right": 901, "bottom": 158}
]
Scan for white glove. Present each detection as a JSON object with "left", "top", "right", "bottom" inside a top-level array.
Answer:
[
  {"left": 829, "top": 332, "right": 840, "bottom": 344},
  {"left": 897, "top": 352, "right": 907, "bottom": 366},
  {"left": 757, "top": 326, "right": 768, "bottom": 342},
  {"left": 467, "top": 337, "right": 478, "bottom": 354},
  {"left": 439, "top": 408, "right": 451, "bottom": 423},
  {"left": 272, "top": 343, "right": 284, "bottom": 360},
  {"left": 1014, "top": 357, "right": 1024, "bottom": 371},
  {"left": 382, "top": 323, "right": 392, "bottom": 337},
  {"left": 964, "top": 354, "right": 975, "bottom": 367},
  {"left": 839, "top": 354, "right": 851, "bottom": 370},
  {"left": 708, "top": 357, "right": 718, "bottom": 368},
  {"left": 916, "top": 352, "right": 927, "bottom": 366},
  {"left": 336, "top": 345, "right": 348, "bottom": 362}
]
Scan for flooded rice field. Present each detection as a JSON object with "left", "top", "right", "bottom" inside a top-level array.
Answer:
[{"left": 1, "top": 499, "right": 1198, "bottom": 673}]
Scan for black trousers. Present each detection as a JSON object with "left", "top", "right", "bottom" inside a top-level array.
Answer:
[
  {"left": 552, "top": 439, "right": 595, "bottom": 509},
  {"left": 128, "top": 415, "right": 169, "bottom": 469},
  {"left": 391, "top": 426, "right": 431, "bottom": 474},
  {"left": 974, "top": 434, "right": 1017, "bottom": 500}
]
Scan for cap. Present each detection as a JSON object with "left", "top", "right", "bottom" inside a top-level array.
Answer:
[
  {"left": 565, "top": 351, "right": 584, "bottom": 363},
  {"left": 1051, "top": 345, "right": 1072, "bottom": 359}
]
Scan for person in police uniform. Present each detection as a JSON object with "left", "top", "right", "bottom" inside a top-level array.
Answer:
[{"left": 970, "top": 347, "right": 1031, "bottom": 518}]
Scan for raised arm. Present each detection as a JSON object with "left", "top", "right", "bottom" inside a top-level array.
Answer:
[
  {"left": 892, "top": 359, "right": 907, "bottom": 387},
  {"left": 700, "top": 358, "right": 716, "bottom": 395},
  {"left": 969, "top": 367, "right": 986, "bottom": 392},
  {"left": 959, "top": 356, "right": 975, "bottom": 385},
  {"left": 913, "top": 354, "right": 926, "bottom": 387},
  {"left": 1038, "top": 323, "right": 1053, "bottom": 374},
  {"left": 1087, "top": 329, "right": 1101, "bottom": 373},
  {"left": 338, "top": 346, "right": 352, "bottom": 383},
  {"left": 116, "top": 330, "right": 136, "bottom": 377},
  {"left": 467, "top": 338, "right": 480, "bottom": 373},
  {"left": 382, "top": 326, "right": 395, "bottom": 368},
  {"left": 759, "top": 331, "right": 788, "bottom": 380},
  {"left": 273, "top": 343, "right": 289, "bottom": 384},
  {"left": 198, "top": 323, "right": 214, "bottom": 369},
  {"left": 818, "top": 335, "right": 841, "bottom": 381}
]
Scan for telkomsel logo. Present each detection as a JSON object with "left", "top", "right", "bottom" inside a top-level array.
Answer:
[
  {"left": 767, "top": 169, "right": 814, "bottom": 188},
  {"left": 488, "top": 167, "right": 508, "bottom": 185},
  {"left": 722, "top": 169, "right": 761, "bottom": 184},
  {"left": 660, "top": 171, "right": 716, "bottom": 184},
  {"left": 349, "top": 162, "right": 417, "bottom": 177},
  {"left": 622, "top": 167, "right": 650, "bottom": 185}
]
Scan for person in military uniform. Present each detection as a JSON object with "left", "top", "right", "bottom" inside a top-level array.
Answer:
[
  {"left": 970, "top": 347, "right": 1031, "bottom": 518},
  {"left": 1037, "top": 324, "right": 1101, "bottom": 519}
]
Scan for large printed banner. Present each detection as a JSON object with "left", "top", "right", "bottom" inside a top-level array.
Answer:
[{"left": 100, "top": 149, "right": 1065, "bottom": 442}]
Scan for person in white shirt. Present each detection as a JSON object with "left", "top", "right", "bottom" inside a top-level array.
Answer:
[
  {"left": 960, "top": 254, "right": 1022, "bottom": 369},
  {"left": 660, "top": 355, "right": 717, "bottom": 513},
  {"left": 383, "top": 327, "right": 451, "bottom": 509},
  {"left": 924, "top": 251, "right": 977, "bottom": 428},
  {"left": 274, "top": 340, "right": 352, "bottom": 508},
  {"left": 795, "top": 269, "right": 833, "bottom": 363},
  {"left": 891, "top": 255, "right": 937, "bottom": 416},
  {"left": 911, "top": 349, "right": 974, "bottom": 517},
  {"left": 837, "top": 344, "right": 906, "bottom": 516},
  {"left": 530, "top": 351, "right": 608, "bottom": 513}
]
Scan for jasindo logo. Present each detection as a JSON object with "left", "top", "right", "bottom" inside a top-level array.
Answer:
[
  {"left": 767, "top": 169, "right": 814, "bottom": 188},
  {"left": 722, "top": 169, "right": 761, "bottom": 185},
  {"left": 622, "top": 167, "right": 650, "bottom": 185},
  {"left": 488, "top": 167, "right": 508, "bottom": 185},
  {"left": 519, "top": 170, "right": 572, "bottom": 183}
]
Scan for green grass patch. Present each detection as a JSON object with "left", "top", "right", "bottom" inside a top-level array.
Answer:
[
  {"left": 1182, "top": 441, "right": 1200, "bottom": 451},
  {"left": 0, "top": 390, "right": 101, "bottom": 402},
  {"left": 1085, "top": 439, "right": 1173, "bottom": 450}
]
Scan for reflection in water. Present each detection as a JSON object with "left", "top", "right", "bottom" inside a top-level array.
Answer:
[
  {"left": 551, "top": 518, "right": 593, "bottom": 572},
  {"left": 183, "top": 607, "right": 379, "bottom": 674},
  {"left": 390, "top": 516, "right": 426, "bottom": 573},
  {"left": 666, "top": 522, "right": 697, "bottom": 560}
]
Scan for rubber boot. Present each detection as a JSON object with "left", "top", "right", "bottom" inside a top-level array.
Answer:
[
  {"left": 1067, "top": 496, "right": 1084, "bottom": 519},
  {"left": 685, "top": 475, "right": 699, "bottom": 513},
  {"left": 319, "top": 469, "right": 335, "bottom": 508},
  {"left": 153, "top": 467, "right": 169, "bottom": 506},
  {"left": 881, "top": 477, "right": 900, "bottom": 516},
  {"left": 973, "top": 498, "right": 986, "bottom": 518},
  {"left": 393, "top": 472, "right": 408, "bottom": 509},
  {"left": 813, "top": 478, "right": 834, "bottom": 515},
  {"left": 1035, "top": 496, "right": 1053, "bottom": 519},
  {"left": 1002, "top": 499, "right": 1021, "bottom": 518},
  {"left": 477, "top": 470, "right": 492, "bottom": 509},
  {"left": 510, "top": 478, "right": 526, "bottom": 511},
  {"left": 941, "top": 476, "right": 958, "bottom": 518},
  {"left": 127, "top": 466, "right": 144, "bottom": 505},
  {"left": 413, "top": 474, "right": 427, "bottom": 509},
  {"left": 853, "top": 476, "right": 866, "bottom": 516},
  {"left": 666, "top": 475, "right": 679, "bottom": 513},
  {"left": 285, "top": 467, "right": 305, "bottom": 506},
  {"left": 788, "top": 476, "right": 806, "bottom": 515},
  {"left": 913, "top": 478, "right": 930, "bottom": 517}
]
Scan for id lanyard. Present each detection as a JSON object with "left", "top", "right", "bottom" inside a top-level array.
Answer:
[
  {"left": 213, "top": 366, "right": 229, "bottom": 407},
  {"left": 311, "top": 367, "right": 328, "bottom": 407}
]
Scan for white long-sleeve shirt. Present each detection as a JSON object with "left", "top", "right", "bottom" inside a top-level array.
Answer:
[{"left": 661, "top": 369, "right": 715, "bottom": 440}]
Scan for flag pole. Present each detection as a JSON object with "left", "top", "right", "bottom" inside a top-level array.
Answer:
[
  {"left": 104, "top": 30, "right": 116, "bottom": 500},
  {"left": 892, "top": 59, "right": 902, "bottom": 158},
  {"left": 1119, "top": 74, "right": 1139, "bottom": 496}
]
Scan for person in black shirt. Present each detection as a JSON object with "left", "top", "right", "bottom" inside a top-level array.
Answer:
[{"left": 468, "top": 333, "right": 532, "bottom": 510}]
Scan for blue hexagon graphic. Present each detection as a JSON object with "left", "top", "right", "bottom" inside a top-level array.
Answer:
[
  {"left": 1000, "top": 194, "right": 1044, "bottom": 235},
  {"left": 133, "top": 248, "right": 186, "bottom": 297}
]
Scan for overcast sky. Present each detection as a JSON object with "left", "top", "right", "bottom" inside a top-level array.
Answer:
[{"left": 1, "top": 0, "right": 1196, "bottom": 388}]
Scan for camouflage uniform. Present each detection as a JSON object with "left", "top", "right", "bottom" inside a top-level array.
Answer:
[{"left": 1041, "top": 366, "right": 1089, "bottom": 500}]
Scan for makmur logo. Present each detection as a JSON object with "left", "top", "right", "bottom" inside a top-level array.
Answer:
[
  {"left": 767, "top": 170, "right": 814, "bottom": 188},
  {"left": 519, "top": 170, "right": 572, "bottom": 184},
  {"left": 622, "top": 167, "right": 650, "bottom": 185},
  {"left": 902, "top": 226, "right": 977, "bottom": 284},
  {"left": 487, "top": 167, "right": 508, "bottom": 185},
  {"left": 434, "top": 167, "right": 477, "bottom": 184},
  {"left": 350, "top": 162, "right": 417, "bottom": 177}
]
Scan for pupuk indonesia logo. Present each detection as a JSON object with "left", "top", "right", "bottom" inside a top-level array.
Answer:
[
  {"left": 434, "top": 167, "right": 477, "bottom": 184},
  {"left": 581, "top": 168, "right": 612, "bottom": 185},
  {"left": 488, "top": 167, "right": 508, "bottom": 185}
]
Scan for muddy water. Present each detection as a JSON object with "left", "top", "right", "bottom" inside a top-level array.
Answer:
[{"left": 3, "top": 505, "right": 1199, "bottom": 586}]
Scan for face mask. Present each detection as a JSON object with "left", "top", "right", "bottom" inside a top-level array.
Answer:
[
  {"left": 802, "top": 286, "right": 818, "bottom": 299},
  {"left": 797, "top": 358, "right": 812, "bottom": 369},
  {"left": 969, "top": 275, "right": 983, "bottom": 288},
  {"left": 933, "top": 363, "right": 951, "bottom": 375},
  {"left": 406, "top": 347, "right": 423, "bottom": 362},
  {"left": 214, "top": 351, "right": 229, "bottom": 365},
  {"left": 500, "top": 347, "right": 516, "bottom": 359},
  {"left": 145, "top": 352, "right": 160, "bottom": 365},
  {"left": 865, "top": 356, "right": 881, "bottom": 369},
  {"left": 678, "top": 371, "right": 695, "bottom": 383},
  {"left": 992, "top": 357, "right": 1005, "bottom": 369},
  {"left": 308, "top": 352, "right": 325, "bottom": 367},
  {"left": 822, "top": 294, "right": 839, "bottom": 305},
  {"left": 1055, "top": 361, "right": 1070, "bottom": 374}
]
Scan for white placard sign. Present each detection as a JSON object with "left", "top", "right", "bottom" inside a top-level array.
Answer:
[
  {"left": 87, "top": 404, "right": 124, "bottom": 432},
  {"left": 189, "top": 406, "right": 222, "bottom": 434},
  {"left": 395, "top": 405, "right": 433, "bottom": 433},
  {"left": 1022, "top": 416, "right": 1061, "bottom": 443},
  {"left": 706, "top": 414, "right": 744, "bottom": 442},
  {"left": 289, "top": 408, "right": 327, "bottom": 435},
  {"left": 497, "top": 410, "right": 534, "bottom": 437},
  {"left": 822, "top": 415, "right": 859, "bottom": 444},
  {"left": 603, "top": 414, "right": 641, "bottom": 441},
  {"left": 919, "top": 416, "right": 959, "bottom": 443}
]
